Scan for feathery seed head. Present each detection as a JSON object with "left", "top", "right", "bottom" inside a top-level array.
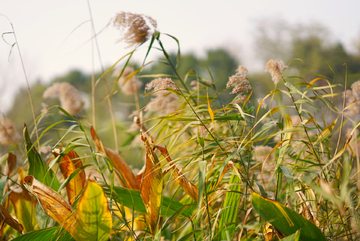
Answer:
[
  {"left": 113, "top": 67, "right": 142, "bottom": 95},
  {"left": 0, "top": 118, "right": 21, "bottom": 144},
  {"left": 226, "top": 65, "right": 252, "bottom": 100},
  {"left": 113, "top": 12, "right": 157, "bottom": 48},
  {"left": 43, "top": 82, "right": 84, "bottom": 116},
  {"left": 264, "top": 59, "right": 287, "bottom": 85},
  {"left": 145, "top": 92, "right": 179, "bottom": 115},
  {"left": 252, "top": 146, "right": 274, "bottom": 163},
  {"left": 236, "top": 65, "right": 248, "bottom": 77},
  {"left": 145, "top": 78, "right": 180, "bottom": 93},
  {"left": 351, "top": 80, "right": 360, "bottom": 99}
]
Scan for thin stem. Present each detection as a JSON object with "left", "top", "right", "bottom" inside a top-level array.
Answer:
[
  {"left": 87, "top": 0, "right": 119, "bottom": 152},
  {"left": 6, "top": 21, "right": 40, "bottom": 149}
]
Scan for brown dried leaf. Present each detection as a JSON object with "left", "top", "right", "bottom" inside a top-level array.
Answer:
[
  {"left": 140, "top": 136, "right": 163, "bottom": 237},
  {"left": 154, "top": 145, "right": 198, "bottom": 203},
  {"left": 23, "top": 175, "right": 76, "bottom": 230},
  {"left": 0, "top": 204, "right": 24, "bottom": 233},
  {"left": 90, "top": 126, "right": 139, "bottom": 190},
  {"left": 6, "top": 152, "right": 16, "bottom": 176},
  {"left": 53, "top": 149, "right": 86, "bottom": 204}
]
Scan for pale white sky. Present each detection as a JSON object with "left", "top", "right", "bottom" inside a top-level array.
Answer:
[{"left": 0, "top": 0, "right": 359, "bottom": 113}]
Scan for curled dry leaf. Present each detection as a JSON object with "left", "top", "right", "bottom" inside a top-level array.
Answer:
[
  {"left": 140, "top": 135, "right": 163, "bottom": 237},
  {"left": 0, "top": 204, "right": 24, "bottom": 233},
  {"left": 23, "top": 175, "right": 76, "bottom": 230},
  {"left": 53, "top": 149, "right": 86, "bottom": 205},
  {"left": 154, "top": 145, "right": 198, "bottom": 203},
  {"left": 90, "top": 126, "right": 139, "bottom": 190}
]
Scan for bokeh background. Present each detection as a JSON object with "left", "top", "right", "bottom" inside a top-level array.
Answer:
[{"left": 1, "top": 0, "right": 360, "bottom": 167}]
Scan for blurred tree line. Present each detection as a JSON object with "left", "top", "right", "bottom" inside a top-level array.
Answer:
[{"left": 3, "top": 20, "right": 360, "bottom": 164}]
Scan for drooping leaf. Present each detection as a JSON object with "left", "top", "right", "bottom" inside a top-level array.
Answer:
[
  {"left": 12, "top": 226, "right": 75, "bottom": 241},
  {"left": 0, "top": 203, "right": 24, "bottom": 233},
  {"left": 155, "top": 145, "right": 198, "bottom": 202},
  {"left": 23, "top": 176, "right": 75, "bottom": 231},
  {"left": 90, "top": 126, "right": 139, "bottom": 190},
  {"left": 23, "top": 125, "right": 59, "bottom": 191},
  {"left": 103, "top": 185, "right": 194, "bottom": 218},
  {"left": 70, "top": 181, "right": 112, "bottom": 241},
  {"left": 140, "top": 136, "right": 163, "bottom": 237},
  {"left": 252, "top": 192, "right": 326, "bottom": 241},
  {"left": 53, "top": 149, "right": 86, "bottom": 205}
]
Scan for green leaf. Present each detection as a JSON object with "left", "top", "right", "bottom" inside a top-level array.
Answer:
[
  {"left": 252, "top": 192, "right": 326, "bottom": 241},
  {"left": 219, "top": 174, "right": 241, "bottom": 240},
  {"left": 0, "top": 176, "right": 7, "bottom": 204},
  {"left": 71, "top": 181, "right": 112, "bottom": 241},
  {"left": 282, "top": 230, "right": 301, "bottom": 241},
  {"left": 12, "top": 227, "right": 75, "bottom": 241},
  {"left": 23, "top": 125, "right": 60, "bottom": 191},
  {"left": 104, "top": 186, "right": 194, "bottom": 218}
]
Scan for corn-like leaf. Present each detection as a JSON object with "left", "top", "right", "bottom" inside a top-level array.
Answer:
[
  {"left": 103, "top": 185, "right": 194, "bottom": 218},
  {"left": 219, "top": 174, "right": 241, "bottom": 240},
  {"left": 71, "top": 181, "right": 112, "bottom": 241},
  {"left": 12, "top": 226, "right": 75, "bottom": 241},
  {"left": 155, "top": 145, "right": 198, "bottom": 202},
  {"left": 282, "top": 230, "right": 301, "bottom": 241},
  {"left": 90, "top": 126, "right": 139, "bottom": 190},
  {"left": 53, "top": 150, "right": 86, "bottom": 205},
  {"left": 252, "top": 192, "right": 326, "bottom": 241},
  {"left": 23, "top": 176, "right": 112, "bottom": 241},
  {"left": 24, "top": 125, "right": 59, "bottom": 191},
  {"left": 23, "top": 176, "right": 76, "bottom": 231},
  {"left": 140, "top": 137, "right": 163, "bottom": 237}
]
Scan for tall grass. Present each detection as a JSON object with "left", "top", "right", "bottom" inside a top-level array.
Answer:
[{"left": 0, "top": 10, "right": 359, "bottom": 241}]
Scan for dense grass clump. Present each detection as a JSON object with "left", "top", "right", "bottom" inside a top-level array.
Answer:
[{"left": 0, "top": 10, "right": 360, "bottom": 241}]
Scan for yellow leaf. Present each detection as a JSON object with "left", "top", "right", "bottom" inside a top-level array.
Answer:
[
  {"left": 23, "top": 176, "right": 75, "bottom": 231},
  {"left": 54, "top": 150, "right": 86, "bottom": 205},
  {"left": 23, "top": 176, "right": 112, "bottom": 241},
  {"left": 10, "top": 168, "right": 38, "bottom": 233},
  {"left": 140, "top": 136, "right": 163, "bottom": 237},
  {"left": 70, "top": 181, "right": 112, "bottom": 241},
  {"left": 207, "top": 92, "right": 215, "bottom": 125}
]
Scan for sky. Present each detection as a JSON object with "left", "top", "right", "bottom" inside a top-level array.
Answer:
[{"left": 0, "top": 0, "right": 360, "bottom": 113}]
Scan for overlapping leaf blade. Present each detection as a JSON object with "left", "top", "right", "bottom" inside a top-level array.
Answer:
[{"left": 252, "top": 192, "right": 326, "bottom": 241}]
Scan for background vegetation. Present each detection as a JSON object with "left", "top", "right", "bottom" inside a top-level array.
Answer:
[{"left": 0, "top": 11, "right": 360, "bottom": 241}]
